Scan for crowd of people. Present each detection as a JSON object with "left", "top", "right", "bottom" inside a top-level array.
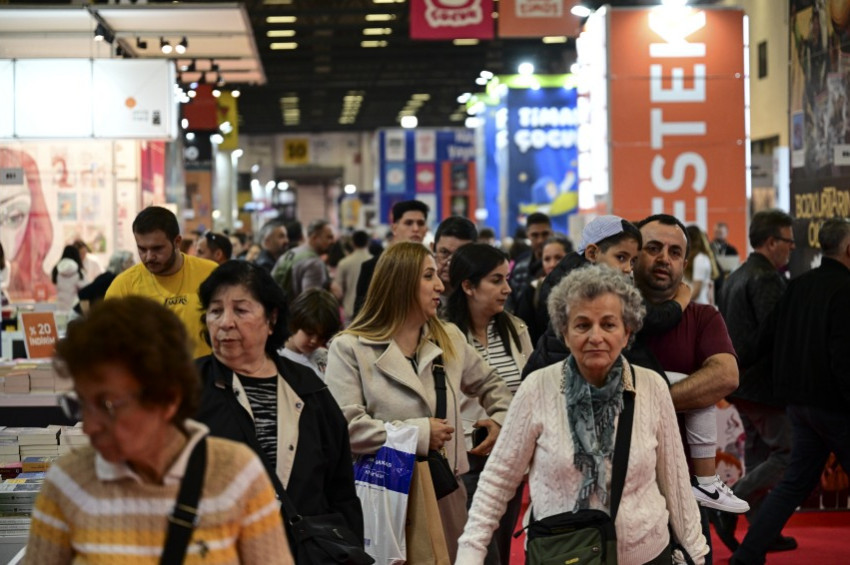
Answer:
[{"left": 18, "top": 201, "right": 850, "bottom": 565}]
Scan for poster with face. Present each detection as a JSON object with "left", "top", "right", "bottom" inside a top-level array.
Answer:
[{"left": 0, "top": 142, "right": 114, "bottom": 302}]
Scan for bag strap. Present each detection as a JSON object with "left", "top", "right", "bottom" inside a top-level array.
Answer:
[
  {"left": 161, "top": 436, "right": 207, "bottom": 565},
  {"left": 432, "top": 355, "right": 447, "bottom": 420},
  {"left": 609, "top": 367, "right": 636, "bottom": 520}
]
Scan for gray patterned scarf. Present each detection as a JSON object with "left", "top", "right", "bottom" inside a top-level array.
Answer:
[{"left": 561, "top": 355, "right": 625, "bottom": 511}]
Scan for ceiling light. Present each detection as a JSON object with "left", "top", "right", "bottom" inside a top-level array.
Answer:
[
  {"left": 412, "top": 93, "right": 430, "bottom": 101},
  {"left": 457, "top": 92, "right": 472, "bottom": 104},
  {"left": 212, "top": 89, "right": 221, "bottom": 98},
  {"left": 267, "top": 30, "right": 296, "bottom": 37},
  {"left": 400, "top": 116, "right": 418, "bottom": 129},
  {"left": 266, "top": 16, "right": 297, "bottom": 23},
  {"left": 518, "top": 62, "right": 535, "bottom": 75},
  {"left": 160, "top": 37, "right": 173, "bottom": 54},
  {"left": 188, "top": 90, "right": 197, "bottom": 99},
  {"left": 480, "top": 70, "right": 494, "bottom": 80},
  {"left": 211, "top": 134, "right": 224, "bottom": 145},
  {"left": 453, "top": 39, "right": 479, "bottom": 46},
  {"left": 271, "top": 42, "right": 298, "bottom": 50},
  {"left": 365, "top": 14, "right": 394, "bottom": 21},
  {"left": 231, "top": 89, "right": 241, "bottom": 98},
  {"left": 136, "top": 37, "right": 148, "bottom": 50},
  {"left": 570, "top": 5, "right": 592, "bottom": 18},
  {"left": 175, "top": 37, "right": 188, "bottom": 54},
  {"left": 361, "top": 40, "right": 388, "bottom": 48},
  {"left": 363, "top": 28, "right": 392, "bottom": 35},
  {"left": 542, "top": 36, "right": 568, "bottom": 44},
  {"left": 344, "top": 184, "right": 357, "bottom": 194},
  {"left": 465, "top": 117, "right": 482, "bottom": 128},
  {"left": 186, "top": 133, "right": 196, "bottom": 141},
  {"left": 475, "top": 77, "right": 488, "bottom": 86}
]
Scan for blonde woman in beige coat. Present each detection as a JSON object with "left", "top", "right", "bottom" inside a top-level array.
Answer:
[{"left": 326, "top": 242, "right": 513, "bottom": 562}]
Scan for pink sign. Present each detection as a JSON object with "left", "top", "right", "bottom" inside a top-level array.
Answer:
[{"left": 410, "top": 0, "right": 495, "bottom": 40}]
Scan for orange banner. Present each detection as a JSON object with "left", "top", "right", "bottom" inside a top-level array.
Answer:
[
  {"left": 20, "top": 312, "right": 58, "bottom": 359},
  {"left": 608, "top": 7, "right": 747, "bottom": 252},
  {"left": 498, "top": 0, "right": 582, "bottom": 38}
]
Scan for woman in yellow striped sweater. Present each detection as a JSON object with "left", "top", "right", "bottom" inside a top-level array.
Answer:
[{"left": 24, "top": 297, "right": 292, "bottom": 564}]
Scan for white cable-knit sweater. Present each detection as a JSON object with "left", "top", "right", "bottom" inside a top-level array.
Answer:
[{"left": 455, "top": 359, "right": 709, "bottom": 565}]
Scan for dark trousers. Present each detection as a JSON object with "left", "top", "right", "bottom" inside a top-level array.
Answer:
[
  {"left": 732, "top": 399, "right": 792, "bottom": 520},
  {"left": 733, "top": 404, "right": 850, "bottom": 564}
]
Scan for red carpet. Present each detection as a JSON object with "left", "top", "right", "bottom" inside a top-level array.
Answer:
[{"left": 507, "top": 483, "right": 850, "bottom": 564}]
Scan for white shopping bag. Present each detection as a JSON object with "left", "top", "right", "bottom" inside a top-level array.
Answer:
[{"left": 354, "top": 422, "right": 418, "bottom": 565}]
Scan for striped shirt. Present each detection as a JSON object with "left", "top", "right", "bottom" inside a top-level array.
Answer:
[
  {"left": 237, "top": 374, "right": 279, "bottom": 469},
  {"left": 472, "top": 320, "right": 522, "bottom": 393},
  {"left": 24, "top": 423, "right": 290, "bottom": 565}
]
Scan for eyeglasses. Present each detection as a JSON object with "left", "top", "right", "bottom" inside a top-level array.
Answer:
[
  {"left": 435, "top": 248, "right": 453, "bottom": 262},
  {"left": 58, "top": 391, "right": 141, "bottom": 422},
  {"left": 774, "top": 236, "right": 795, "bottom": 245}
]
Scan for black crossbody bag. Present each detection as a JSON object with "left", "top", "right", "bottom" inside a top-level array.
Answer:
[
  {"left": 161, "top": 437, "right": 207, "bottom": 565},
  {"left": 417, "top": 355, "right": 460, "bottom": 499},
  {"left": 519, "top": 377, "right": 636, "bottom": 565}
]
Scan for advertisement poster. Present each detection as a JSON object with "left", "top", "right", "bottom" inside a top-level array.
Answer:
[
  {"left": 498, "top": 0, "right": 582, "bottom": 38},
  {"left": 788, "top": 0, "right": 850, "bottom": 276},
  {"left": 410, "top": 0, "right": 495, "bottom": 40},
  {"left": 606, "top": 7, "right": 747, "bottom": 253},
  {"left": 506, "top": 86, "right": 579, "bottom": 236},
  {"left": 0, "top": 142, "right": 115, "bottom": 302},
  {"left": 378, "top": 129, "right": 476, "bottom": 223}
]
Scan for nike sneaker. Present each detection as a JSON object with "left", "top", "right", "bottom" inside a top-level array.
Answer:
[{"left": 691, "top": 475, "right": 750, "bottom": 513}]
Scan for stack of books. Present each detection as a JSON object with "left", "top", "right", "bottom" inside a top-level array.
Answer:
[
  {"left": 0, "top": 427, "right": 59, "bottom": 467},
  {"left": 28, "top": 362, "right": 57, "bottom": 393},
  {"left": 0, "top": 472, "right": 46, "bottom": 536},
  {"left": 21, "top": 457, "right": 53, "bottom": 473},
  {"left": 1, "top": 372, "right": 29, "bottom": 394},
  {"left": 58, "top": 425, "right": 89, "bottom": 455},
  {"left": 0, "top": 438, "right": 19, "bottom": 464},
  {"left": 0, "top": 462, "right": 22, "bottom": 481}
]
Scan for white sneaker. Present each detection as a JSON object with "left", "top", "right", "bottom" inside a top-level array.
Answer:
[{"left": 691, "top": 475, "right": 750, "bottom": 514}]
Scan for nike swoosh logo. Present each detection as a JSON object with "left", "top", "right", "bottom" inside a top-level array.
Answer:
[{"left": 695, "top": 485, "right": 720, "bottom": 500}]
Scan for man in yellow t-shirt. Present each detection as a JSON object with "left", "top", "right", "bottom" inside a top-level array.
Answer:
[{"left": 105, "top": 206, "right": 218, "bottom": 358}]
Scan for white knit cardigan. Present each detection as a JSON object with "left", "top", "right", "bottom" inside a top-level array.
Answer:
[{"left": 455, "top": 359, "right": 709, "bottom": 565}]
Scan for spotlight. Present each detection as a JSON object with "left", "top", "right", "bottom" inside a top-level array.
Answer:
[
  {"left": 176, "top": 37, "right": 188, "bottom": 55},
  {"left": 136, "top": 37, "right": 148, "bottom": 50},
  {"left": 94, "top": 23, "right": 114, "bottom": 44},
  {"left": 160, "top": 37, "right": 173, "bottom": 54},
  {"left": 231, "top": 89, "right": 241, "bottom": 98}
]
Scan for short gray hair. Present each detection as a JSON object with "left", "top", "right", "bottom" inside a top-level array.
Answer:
[
  {"left": 548, "top": 264, "right": 646, "bottom": 343},
  {"left": 107, "top": 251, "right": 134, "bottom": 275},
  {"left": 307, "top": 218, "right": 331, "bottom": 237}
]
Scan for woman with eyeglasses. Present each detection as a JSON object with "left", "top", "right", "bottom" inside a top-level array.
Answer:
[
  {"left": 26, "top": 296, "right": 292, "bottom": 565},
  {"left": 325, "top": 242, "right": 513, "bottom": 561},
  {"left": 194, "top": 260, "right": 364, "bottom": 557}
]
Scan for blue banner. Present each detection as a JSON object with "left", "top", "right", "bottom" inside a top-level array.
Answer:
[{"left": 506, "top": 87, "right": 579, "bottom": 236}]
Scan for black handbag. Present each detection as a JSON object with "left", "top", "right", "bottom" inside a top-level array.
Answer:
[
  {"left": 161, "top": 437, "right": 207, "bottom": 565},
  {"left": 521, "top": 372, "right": 637, "bottom": 565},
  {"left": 417, "top": 355, "right": 460, "bottom": 499},
  {"left": 280, "top": 491, "right": 375, "bottom": 565}
]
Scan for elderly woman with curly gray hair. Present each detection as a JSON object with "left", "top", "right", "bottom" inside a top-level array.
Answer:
[{"left": 456, "top": 265, "right": 709, "bottom": 565}]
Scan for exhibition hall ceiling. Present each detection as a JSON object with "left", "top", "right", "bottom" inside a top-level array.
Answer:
[{"left": 0, "top": 0, "right": 720, "bottom": 134}]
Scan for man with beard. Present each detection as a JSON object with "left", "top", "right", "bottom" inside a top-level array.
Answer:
[
  {"left": 106, "top": 206, "right": 218, "bottom": 358},
  {"left": 633, "top": 215, "right": 743, "bottom": 561}
]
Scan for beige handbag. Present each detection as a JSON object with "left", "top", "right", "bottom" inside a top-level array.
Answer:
[{"left": 405, "top": 461, "right": 451, "bottom": 564}]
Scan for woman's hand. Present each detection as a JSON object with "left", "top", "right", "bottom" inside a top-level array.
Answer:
[
  {"left": 468, "top": 419, "right": 501, "bottom": 456},
  {"left": 674, "top": 281, "right": 692, "bottom": 311},
  {"left": 428, "top": 418, "right": 454, "bottom": 451}
]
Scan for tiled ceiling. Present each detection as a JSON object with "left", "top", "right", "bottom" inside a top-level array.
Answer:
[{"left": 2, "top": 0, "right": 721, "bottom": 134}]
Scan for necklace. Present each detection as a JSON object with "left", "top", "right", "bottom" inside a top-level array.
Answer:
[{"left": 148, "top": 257, "right": 187, "bottom": 305}]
